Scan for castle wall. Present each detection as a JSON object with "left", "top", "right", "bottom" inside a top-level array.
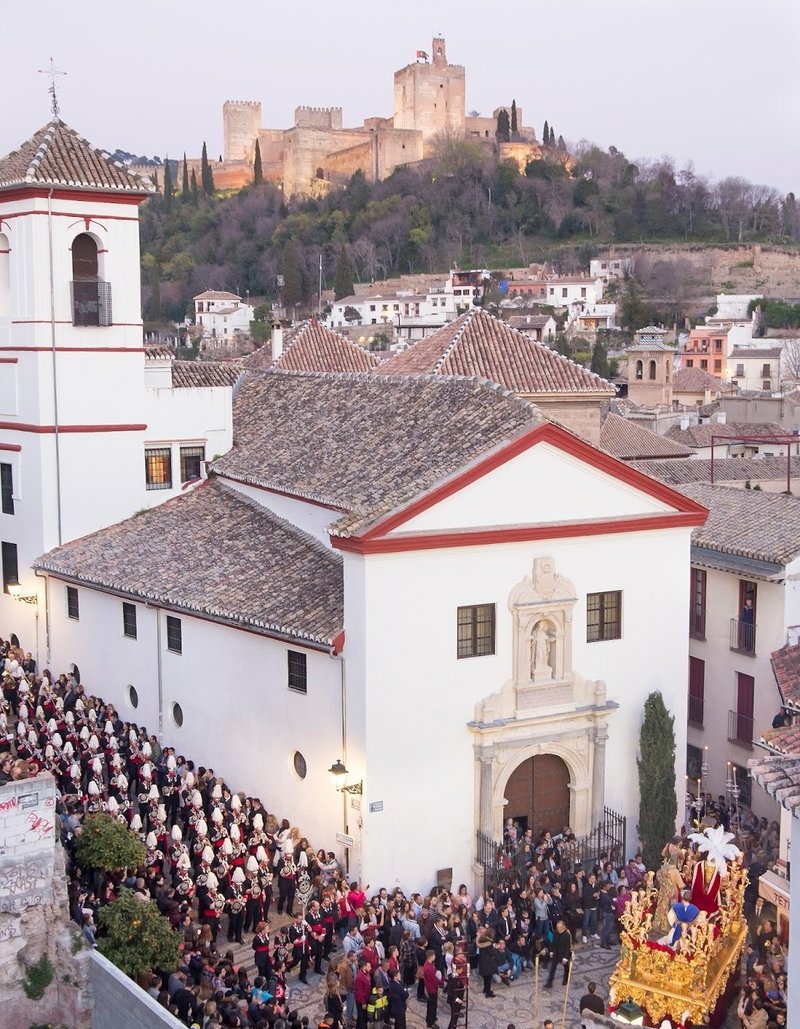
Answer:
[
  {"left": 393, "top": 63, "right": 465, "bottom": 147},
  {"left": 294, "top": 106, "right": 343, "bottom": 130},
  {"left": 223, "top": 100, "right": 261, "bottom": 162},
  {"left": 282, "top": 126, "right": 367, "bottom": 198}
]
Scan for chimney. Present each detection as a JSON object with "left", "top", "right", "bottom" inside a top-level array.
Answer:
[
  {"left": 272, "top": 324, "right": 284, "bottom": 361},
  {"left": 716, "top": 410, "right": 727, "bottom": 425},
  {"left": 680, "top": 416, "right": 690, "bottom": 431}
]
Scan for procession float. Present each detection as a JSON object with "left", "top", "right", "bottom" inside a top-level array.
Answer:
[{"left": 608, "top": 826, "right": 748, "bottom": 1027}]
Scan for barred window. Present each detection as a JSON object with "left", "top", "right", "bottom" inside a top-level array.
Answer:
[
  {"left": 1, "top": 463, "right": 14, "bottom": 515},
  {"left": 586, "top": 590, "right": 622, "bottom": 642},
  {"left": 1, "top": 540, "right": 18, "bottom": 593},
  {"left": 457, "top": 603, "right": 496, "bottom": 659},
  {"left": 288, "top": 650, "right": 307, "bottom": 693},
  {"left": 166, "top": 615, "right": 182, "bottom": 654},
  {"left": 67, "top": 586, "right": 79, "bottom": 620},
  {"left": 180, "top": 445, "right": 205, "bottom": 483},
  {"left": 123, "top": 602, "right": 137, "bottom": 639},
  {"left": 145, "top": 448, "right": 172, "bottom": 490}
]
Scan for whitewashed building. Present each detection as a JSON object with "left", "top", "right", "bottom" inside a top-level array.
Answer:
[{"left": 194, "top": 290, "right": 255, "bottom": 346}]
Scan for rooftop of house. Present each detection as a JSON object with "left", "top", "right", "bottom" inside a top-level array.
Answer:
[
  {"left": 729, "top": 347, "right": 783, "bottom": 359},
  {"left": 373, "top": 309, "right": 615, "bottom": 396},
  {"left": 34, "top": 479, "right": 343, "bottom": 648},
  {"left": 506, "top": 315, "right": 553, "bottom": 330},
  {"left": 635, "top": 325, "right": 669, "bottom": 336},
  {"left": 194, "top": 290, "right": 242, "bottom": 302},
  {"left": 672, "top": 368, "right": 737, "bottom": 394},
  {"left": 748, "top": 753, "right": 800, "bottom": 815},
  {"left": 769, "top": 644, "right": 800, "bottom": 712},
  {"left": 171, "top": 361, "right": 243, "bottom": 389},
  {"left": 212, "top": 368, "right": 545, "bottom": 537},
  {"left": 0, "top": 119, "right": 154, "bottom": 194},
  {"left": 664, "top": 420, "right": 786, "bottom": 449},
  {"left": 629, "top": 455, "right": 800, "bottom": 486},
  {"left": 680, "top": 482, "right": 800, "bottom": 570},
  {"left": 626, "top": 341, "right": 673, "bottom": 353},
  {"left": 599, "top": 414, "right": 693, "bottom": 461},
  {"left": 241, "top": 321, "right": 381, "bottom": 374}
]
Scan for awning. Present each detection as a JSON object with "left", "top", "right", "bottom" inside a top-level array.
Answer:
[{"left": 758, "top": 870, "right": 790, "bottom": 914}]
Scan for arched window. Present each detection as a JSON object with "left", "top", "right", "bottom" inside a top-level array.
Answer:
[
  {"left": 0, "top": 233, "right": 10, "bottom": 319},
  {"left": 635, "top": 360, "right": 643, "bottom": 380},
  {"left": 649, "top": 360, "right": 657, "bottom": 380},
  {"left": 315, "top": 167, "right": 325, "bottom": 180},
  {"left": 71, "top": 233, "right": 111, "bottom": 326}
]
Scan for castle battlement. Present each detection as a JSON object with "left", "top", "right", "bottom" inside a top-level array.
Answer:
[
  {"left": 294, "top": 106, "right": 343, "bottom": 130},
  {"left": 224, "top": 100, "right": 261, "bottom": 108}
]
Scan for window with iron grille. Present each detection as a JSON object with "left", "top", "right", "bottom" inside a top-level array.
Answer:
[
  {"left": 70, "top": 279, "right": 112, "bottom": 326},
  {"left": 1, "top": 540, "right": 18, "bottom": 593},
  {"left": 122, "top": 602, "right": 137, "bottom": 639},
  {"left": 690, "top": 568, "right": 706, "bottom": 638},
  {"left": 288, "top": 650, "right": 307, "bottom": 693},
  {"left": 1, "top": 463, "right": 14, "bottom": 515},
  {"left": 586, "top": 590, "right": 622, "bottom": 642},
  {"left": 166, "top": 615, "right": 182, "bottom": 654},
  {"left": 145, "top": 447, "right": 172, "bottom": 490},
  {"left": 457, "top": 603, "right": 496, "bottom": 658},
  {"left": 180, "top": 445, "right": 205, "bottom": 483},
  {"left": 66, "top": 586, "right": 79, "bottom": 620}
]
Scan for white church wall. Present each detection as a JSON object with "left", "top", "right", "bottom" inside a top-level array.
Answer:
[{"left": 220, "top": 478, "right": 339, "bottom": 547}]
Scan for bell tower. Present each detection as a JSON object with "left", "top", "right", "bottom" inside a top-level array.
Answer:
[{"left": 0, "top": 118, "right": 154, "bottom": 629}]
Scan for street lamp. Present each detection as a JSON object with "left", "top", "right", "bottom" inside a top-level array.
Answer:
[
  {"left": 8, "top": 584, "right": 38, "bottom": 605},
  {"left": 328, "top": 759, "right": 363, "bottom": 795}
]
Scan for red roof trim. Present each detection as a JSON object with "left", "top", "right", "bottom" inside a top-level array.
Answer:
[
  {"left": 332, "top": 510, "right": 707, "bottom": 555},
  {"left": 358, "top": 421, "right": 708, "bottom": 542},
  {"left": 0, "top": 346, "right": 145, "bottom": 353},
  {"left": 331, "top": 629, "right": 346, "bottom": 655},
  {"left": 0, "top": 443, "right": 22, "bottom": 452},
  {"left": 0, "top": 421, "right": 146, "bottom": 434},
  {"left": 0, "top": 187, "right": 148, "bottom": 206}
]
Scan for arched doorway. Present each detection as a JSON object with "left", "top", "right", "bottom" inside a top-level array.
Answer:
[{"left": 503, "top": 754, "right": 570, "bottom": 837}]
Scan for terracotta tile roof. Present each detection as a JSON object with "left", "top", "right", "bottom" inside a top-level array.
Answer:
[
  {"left": 34, "top": 480, "right": 342, "bottom": 647},
  {"left": 729, "top": 347, "right": 782, "bottom": 359},
  {"left": 193, "top": 290, "right": 241, "bottom": 301},
  {"left": 672, "top": 368, "right": 736, "bottom": 393},
  {"left": 506, "top": 315, "right": 552, "bottom": 330},
  {"left": 629, "top": 456, "right": 800, "bottom": 486},
  {"left": 748, "top": 754, "right": 800, "bottom": 814},
  {"left": 213, "top": 369, "right": 544, "bottom": 537},
  {"left": 274, "top": 321, "right": 380, "bottom": 373},
  {"left": 373, "top": 309, "right": 615, "bottom": 396},
  {"left": 664, "top": 420, "right": 787, "bottom": 448},
  {"left": 760, "top": 725, "right": 800, "bottom": 752},
  {"left": 171, "top": 361, "right": 243, "bottom": 389},
  {"left": 0, "top": 119, "right": 154, "bottom": 194},
  {"left": 626, "top": 341, "right": 673, "bottom": 352},
  {"left": 144, "top": 346, "right": 175, "bottom": 361},
  {"left": 680, "top": 483, "right": 800, "bottom": 566},
  {"left": 770, "top": 644, "right": 800, "bottom": 711},
  {"left": 599, "top": 414, "right": 693, "bottom": 460}
]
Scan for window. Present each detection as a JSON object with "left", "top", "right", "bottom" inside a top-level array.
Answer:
[
  {"left": 71, "top": 234, "right": 112, "bottom": 326},
  {"left": 714, "top": 360, "right": 722, "bottom": 373},
  {"left": 688, "top": 657, "right": 705, "bottom": 727},
  {"left": 1, "top": 540, "right": 18, "bottom": 593},
  {"left": 180, "top": 446, "right": 204, "bottom": 483},
  {"left": 0, "top": 463, "right": 13, "bottom": 515},
  {"left": 635, "top": 360, "right": 643, "bottom": 380},
  {"left": 166, "top": 615, "right": 182, "bottom": 654},
  {"left": 66, "top": 585, "right": 79, "bottom": 620},
  {"left": 714, "top": 340, "right": 723, "bottom": 352},
  {"left": 586, "top": 590, "right": 622, "bottom": 642},
  {"left": 561, "top": 287, "right": 568, "bottom": 299},
  {"left": 172, "top": 702, "right": 184, "bottom": 727},
  {"left": 648, "top": 360, "right": 656, "bottom": 380},
  {"left": 731, "top": 580, "right": 756, "bottom": 654},
  {"left": 761, "top": 364, "right": 771, "bottom": 378},
  {"left": 122, "top": 602, "right": 137, "bottom": 639},
  {"left": 700, "top": 359, "right": 708, "bottom": 370},
  {"left": 689, "top": 568, "right": 706, "bottom": 638},
  {"left": 293, "top": 751, "right": 307, "bottom": 779},
  {"left": 145, "top": 447, "right": 172, "bottom": 490},
  {"left": 288, "top": 650, "right": 307, "bottom": 693},
  {"left": 763, "top": 380, "right": 771, "bottom": 391},
  {"left": 686, "top": 359, "right": 693, "bottom": 368},
  {"left": 687, "top": 743, "right": 703, "bottom": 781},
  {"left": 580, "top": 287, "right": 587, "bottom": 299},
  {"left": 457, "top": 603, "right": 496, "bottom": 658},
  {"left": 730, "top": 672, "right": 754, "bottom": 746},
  {"left": 736, "top": 364, "right": 745, "bottom": 377},
  {"left": 128, "top": 684, "right": 139, "bottom": 709}
]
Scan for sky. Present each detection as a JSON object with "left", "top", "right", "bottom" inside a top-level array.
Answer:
[{"left": 3, "top": 0, "right": 799, "bottom": 195}]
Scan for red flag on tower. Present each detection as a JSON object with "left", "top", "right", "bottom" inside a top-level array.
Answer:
[{"left": 416, "top": 50, "right": 428, "bottom": 61}]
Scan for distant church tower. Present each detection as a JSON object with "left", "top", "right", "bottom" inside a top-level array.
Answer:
[
  {"left": 0, "top": 118, "right": 154, "bottom": 628},
  {"left": 626, "top": 339, "right": 674, "bottom": 407},
  {"left": 393, "top": 37, "right": 466, "bottom": 150}
]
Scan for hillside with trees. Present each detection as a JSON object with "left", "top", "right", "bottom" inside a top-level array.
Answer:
[{"left": 140, "top": 138, "right": 800, "bottom": 323}]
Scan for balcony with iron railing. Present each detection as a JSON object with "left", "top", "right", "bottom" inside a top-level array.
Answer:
[
  {"left": 730, "top": 617, "right": 756, "bottom": 656},
  {"left": 728, "top": 708, "right": 754, "bottom": 748},
  {"left": 688, "top": 693, "right": 704, "bottom": 728},
  {"left": 689, "top": 609, "right": 706, "bottom": 640},
  {"left": 71, "top": 280, "right": 112, "bottom": 327}
]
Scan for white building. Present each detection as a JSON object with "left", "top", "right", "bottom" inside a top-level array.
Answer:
[
  {"left": 680, "top": 483, "right": 800, "bottom": 823},
  {"left": 728, "top": 346, "right": 783, "bottom": 392},
  {"left": 328, "top": 289, "right": 459, "bottom": 341},
  {"left": 546, "top": 276, "right": 604, "bottom": 307},
  {"left": 590, "top": 257, "right": 634, "bottom": 282},
  {"left": 34, "top": 367, "right": 706, "bottom": 891},
  {"left": 0, "top": 120, "right": 238, "bottom": 649},
  {"left": 194, "top": 290, "right": 255, "bottom": 346}
]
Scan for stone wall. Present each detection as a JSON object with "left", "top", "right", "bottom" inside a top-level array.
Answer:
[
  {"left": 393, "top": 61, "right": 466, "bottom": 146},
  {"left": 0, "top": 774, "right": 92, "bottom": 1028},
  {"left": 89, "top": 951, "right": 182, "bottom": 1029},
  {"left": 530, "top": 397, "right": 605, "bottom": 446},
  {"left": 223, "top": 101, "right": 261, "bottom": 162}
]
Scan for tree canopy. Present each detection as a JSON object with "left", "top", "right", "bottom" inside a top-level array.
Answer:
[
  {"left": 98, "top": 889, "right": 181, "bottom": 979},
  {"left": 76, "top": 812, "right": 146, "bottom": 873},
  {"left": 637, "top": 691, "right": 677, "bottom": 869}
]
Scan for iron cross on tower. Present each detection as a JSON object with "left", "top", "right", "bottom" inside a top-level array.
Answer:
[{"left": 38, "top": 58, "right": 67, "bottom": 118}]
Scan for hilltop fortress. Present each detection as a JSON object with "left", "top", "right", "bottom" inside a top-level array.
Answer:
[{"left": 189, "top": 38, "right": 546, "bottom": 198}]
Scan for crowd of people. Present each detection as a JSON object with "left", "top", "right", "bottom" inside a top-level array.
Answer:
[{"left": 0, "top": 633, "right": 789, "bottom": 1029}]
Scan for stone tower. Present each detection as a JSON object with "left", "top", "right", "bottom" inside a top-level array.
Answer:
[
  {"left": 393, "top": 36, "right": 465, "bottom": 149},
  {"left": 223, "top": 100, "right": 262, "bottom": 162},
  {"left": 626, "top": 342, "right": 674, "bottom": 407}
]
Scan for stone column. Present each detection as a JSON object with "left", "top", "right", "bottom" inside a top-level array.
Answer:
[
  {"left": 591, "top": 726, "right": 608, "bottom": 827},
  {"left": 478, "top": 747, "right": 495, "bottom": 837}
]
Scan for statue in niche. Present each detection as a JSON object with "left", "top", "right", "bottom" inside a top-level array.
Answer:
[{"left": 531, "top": 621, "right": 554, "bottom": 678}]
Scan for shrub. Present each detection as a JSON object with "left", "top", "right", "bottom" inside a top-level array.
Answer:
[
  {"left": 98, "top": 889, "right": 181, "bottom": 980},
  {"left": 75, "top": 813, "right": 146, "bottom": 873},
  {"left": 22, "top": 955, "right": 54, "bottom": 1000}
]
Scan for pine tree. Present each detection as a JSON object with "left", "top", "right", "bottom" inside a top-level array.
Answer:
[
  {"left": 253, "top": 140, "right": 263, "bottom": 185},
  {"left": 201, "top": 142, "right": 215, "bottom": 196},
  {"left": 190, "top": 169, "right": 198, "bottom": 205},
  {"left": 542, "top": 120, "right": 549, "bottom": 146},
  {"left": 333, "top": 243, "right": 354, "bottom": 301},
  {"left": 181, "top": 153, "right": 189, "bottom": 201},
  {"left": 162, "top": 159, "right": 173, "bottom": 215},
  {"left": 496, "top": 109, "right": 510, "bottom": 143},
  {"left": 590, "top": 340, "right": 610, "bottom": 378},
  {"left": 637, "top": 692, "right": 677, "bottom": 869},
  {"left": 282, "top": 241, "right": 304, "bottom": 308},
  {"left": 510, "top": 99, "right": 518, "bottom": 137}
]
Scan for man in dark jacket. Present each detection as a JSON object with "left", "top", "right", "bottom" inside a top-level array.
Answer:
[
  {"left": 387, "top": 968, "right": 409, "bottom": 1029},
  {"left": 544, "top": 919, "right": 572, "bottom": 987}
]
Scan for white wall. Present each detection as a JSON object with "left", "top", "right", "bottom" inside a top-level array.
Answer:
[{"left": 222, "top": 478, "right": 339, "bottom": 547}]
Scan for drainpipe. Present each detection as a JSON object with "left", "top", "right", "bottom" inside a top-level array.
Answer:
[
  {"left": 147, "top": 603, "right": 165, "bottom": 743},
  {"left": 47, "top": 189, "right": 63, "bottom": 545},
  {"left": 332, "top": 652, "right": 350, "bottom": 874}
]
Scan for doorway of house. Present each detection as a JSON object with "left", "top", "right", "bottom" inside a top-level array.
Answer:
[{"left": 504, "top": 754, "right": 570, "bottom": 838}]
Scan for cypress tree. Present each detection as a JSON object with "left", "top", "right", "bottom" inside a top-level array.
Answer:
[
  {"left": 590, "top": 340, "right": 610, "bottom": 378},
  {"left": 201, "top": 142, "right": 215, "bottom": 196},
  {"left": 333, "top": 243, "right": 354, "bottom": 301},
  {"left": 637, "top": 691, "right": 677, "bottom": 869},
  {"left": 557, "top": 134, "right": 566, "bottom": 153},
  {"left": 549, "top": 125, "right": 556, "bottom": 147},
  {"left": 253, "top": 140, "right": 263, "bottom": 185},
  {"left": 190, "top": 169, "right": 198, "bottom": 205},
  {"left": 282, "top": 241, "right": 304, "bottom": 308},
  {"left": 496, "top": 109, "right": 510, "bottom": 143},
  {"left": 542, "top": 120, "right": 549, "bottom": 146},
  {"left": 181, "top": 153, "right": 189, "bottom": 201},
  {"left": 510, "top": 99, "right": 518, "bottom": 137},
  {"left": 162, "top": 158, "right": 173, "bottom": 215}
]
